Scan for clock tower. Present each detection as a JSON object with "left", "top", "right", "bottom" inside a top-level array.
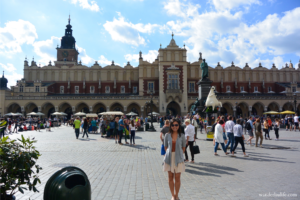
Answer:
[{"left": 56, "top": 15, "right": 79, "bottom": 65}]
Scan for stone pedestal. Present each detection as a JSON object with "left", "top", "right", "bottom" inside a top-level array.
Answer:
[{"left": 197, "top": 78, "right": 212, "bottom": 116}]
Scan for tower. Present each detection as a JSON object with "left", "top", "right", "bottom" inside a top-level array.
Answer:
[{"left": 56, "top": 15, "right": 79, "bottom": 63}]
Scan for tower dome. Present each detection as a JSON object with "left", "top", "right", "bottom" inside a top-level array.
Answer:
[{"left": 0, "top": 71, "right": 8, "bottom": 90}]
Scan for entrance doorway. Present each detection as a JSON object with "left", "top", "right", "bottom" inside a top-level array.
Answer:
[{"left": 166, "top": 101, "right": 181, "bottom": 117}]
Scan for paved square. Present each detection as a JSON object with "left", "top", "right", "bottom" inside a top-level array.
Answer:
[{"left": 6, "top": 124, "right": 300, "bottom": 200}]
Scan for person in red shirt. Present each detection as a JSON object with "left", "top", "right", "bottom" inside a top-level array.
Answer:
[{"left": 267, "top": 117, "right": 272, "bottom": 133}]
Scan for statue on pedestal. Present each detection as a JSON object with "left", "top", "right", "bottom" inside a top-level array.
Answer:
[
  {"left": 190, "top": 98, "right": 200, "bottom": 113},
  {"left": 201, "top": 59, "right": 209, "bottom": 81}
]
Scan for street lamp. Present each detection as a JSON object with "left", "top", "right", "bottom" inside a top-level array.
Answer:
[
  {"left": 294, "top": 93, "right": 297, "bottom": 114},
  {"left": 148, "top": 92, "right": 156, "bottom": 132}
]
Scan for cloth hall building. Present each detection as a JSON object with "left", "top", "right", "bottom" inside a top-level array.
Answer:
[{"left": 1, "top": 19, "right": 300, "bottom": 118}]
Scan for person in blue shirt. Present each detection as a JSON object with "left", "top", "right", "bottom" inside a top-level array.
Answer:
[
  {"left": 91, "top": 118, "right": 97, "bottom": 134},
  {"left": 118, "top": 116, "right": 125, "bottom": 145},
  {"left": 109, "top": 119, "right": 115, "bottom": 138}
]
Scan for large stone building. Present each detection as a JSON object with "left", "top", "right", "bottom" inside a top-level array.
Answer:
[{"left": 1, "top": 18, "right": 300, "bottom": 118}]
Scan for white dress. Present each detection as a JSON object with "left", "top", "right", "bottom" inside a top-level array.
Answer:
[{"left": 214, "top": 124, "right": 224, "bottom": 143}]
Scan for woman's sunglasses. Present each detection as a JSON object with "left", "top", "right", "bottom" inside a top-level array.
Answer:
[{"left": 171, "top": 124, "right": 179, "bottom": 127}]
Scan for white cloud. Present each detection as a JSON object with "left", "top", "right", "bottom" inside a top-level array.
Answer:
[
  {"left": 98, "top": 55, "right": 112, "bottom": 66},
  {"left": 163, "top": 0, "right": 300, "bottom": 69},
  {"left": 77, "top": 46, "right": 94, "bottom": 65},
  {"left": 103, "top": 12, "right": 163, "bottom": 46},
  {"left": 0, "top": 63, "right": 23, "bottom": 87},
  {"left": 164, "top": 0, "right": 200, "bottom": 18},
  {"left": 0, "top": 20, "right": 38, "bottom": 56},
  {"left": 70, "top": 0, "right": 100, "bottom": 12},
  {"left": 210, "top": 0, "right": 261, "bottom": 11},
  {"left": 33, "top": 36, "right": 60, "bottom": 65},
  {"left": 125, "top": 50, "right": 158, "bottom": 63}
]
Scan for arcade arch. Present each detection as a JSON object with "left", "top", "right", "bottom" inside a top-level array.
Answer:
[
  {"left": 42, "top": 102, "right": 55, "bottom": 117},
  {"left": 282, "top": 102, "right": 294, "bottom": 111},
  {"left": 110, "top": 103, "right": 123, "bottom": 112},
  {"left": 76, "top": 102, "right": 90, "bottom": 113},
  {"left": 252, "top": 102, "right": 265, "bottom": 116},
  {"left": 236, "top": 102, "right": 248, "bottom": 118},
  {"left": 127, "top": 103, "right": 141, "bottom": 116},
  {"left": 25, "top": 102, "right": 38, "bottom": 115},
  {"left": 166, "top": 101, "right": 181, "bottom": 117},
  {"left": 59, "top": 102, "right": 73, "bottom": 119},
  {"left": 268, "top": 102, "right": 280, "bottom": 112},
  {"left": 221, "top": 102, "right": 233, "bottom": 116},
  {"left": 93, "top": 103, "right": 106, "bottom": 114},
  {"left": 7, "top": 103, "right": 21, "bottom": 113}
]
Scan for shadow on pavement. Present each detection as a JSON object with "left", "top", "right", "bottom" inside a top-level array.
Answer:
[
  {"left": 78, "top": 138, "right": 97, "bottom": 141},
  {"left": 185, "top": 162, "right": 242, "bottom": 176}
]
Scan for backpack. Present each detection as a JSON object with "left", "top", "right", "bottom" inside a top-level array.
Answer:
[
  {"left": 246, "top": 121, "right": 251, "bottom": 130},
  {"left": 210, "top": 123, "right": 217, "bottom": 132}
]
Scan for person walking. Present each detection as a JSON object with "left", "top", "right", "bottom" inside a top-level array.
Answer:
[
  {"left": 114, "top": 117, "right": 119, "bottom": 144},
  {"left": 231, "top": 119, "right": 248, "bottom": 157},
  {"left": 118, "top": 116, "right": 125, "bottom": 145},
  {"left": 225, "top": 116, "right": 235, "bottom": 154},
  {"left": 129, "top": 119, "right": 136, "bottom": 145},
  {"left": 163, "top": 118, "right": 186, "bottom": 200},
  {"left": 82, "top": 118, "right": 89, "bottom": 138},
  {"left": 160, "top": 120, "right": 170, "bottom": 153},
  {"left": 220, "top": 116, "right": 227, "bottom": 145},
  {"left": 288, "top": 115, "right": 293, "bottom": 131},
  {"left": 36, "top": 118, "right": 41, "bottom": 132},
  {"left": 73, "top": 117, "right": 81, "bottom": 139},
  {"left": 12, "top": 119, "right": 18, "bottom": 133},
  {"left": 191, "top": 116, "right": 198, "bottom": 139},
  {"left": 109, "top": 119, "right": 115, "bottom": 139},
  {"left": 285, "top": 116, "right": 289, "bottom": 131},
  {"left": 263, "top": 119, "right": 271, "bottom": 140},
  {"left": 294, "top": 114, "right": 299, "bottom": 132},
  {"left": 254, "top": 118, "right": 263, "bottom": 147},
  {"left": 91, "top": 118, "right": 97, "bottom": 134},
  {"left": 246, "top": 116, "right": 254, "bottom": 145},
  {"left": 124, "top": 119, "right": 130, "bottom": 144},
  {"left": 0, "top": 118, "right": 7, "bottom": 138},
  {"left": 214, "top": 120, "right": 229, "bottom": 156},
  {"left": 184, "top": 119, "right": 195, "bottom": 163},
  {"left": 274, "top": 118, "right": 280, "bottom": 140},
  {"left": 7, "top": 118, "right": 12, "bottom": 134}
]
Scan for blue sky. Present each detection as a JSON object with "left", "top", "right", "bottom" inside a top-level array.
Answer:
[{"left": 1, "top": 0, "right": 300, "bottom": 86}]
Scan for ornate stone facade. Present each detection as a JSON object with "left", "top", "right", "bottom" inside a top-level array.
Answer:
[{"left": 1, "top": 19, "right": 300, "bottom": 118}]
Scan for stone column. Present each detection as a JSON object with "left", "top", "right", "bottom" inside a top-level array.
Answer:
[{"left": 248, "top": 106, "right": 252, "bottom": 117}]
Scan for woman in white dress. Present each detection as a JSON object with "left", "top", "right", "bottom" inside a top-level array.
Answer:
[{"left": 214, "top": 120, "right": 229, "bottom": 156}]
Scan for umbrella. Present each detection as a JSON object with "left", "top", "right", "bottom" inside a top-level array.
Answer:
[
  {"left": 86, "top": 113, "right": 98, "bottom": 118},
  {"left": 280, "top": 110, "right": 295, "bottom": 114},
  {"left": 51, "top": 112, "right": 62, "bottom": 115},
  {"left": 126, "top": 112, "right": 138, "bottom": 116},
  {"left": 35, "top": 112, "right": 45, "bottom": 116},
  {"left": 240, "top": 91, "right": 247, "bottom": 93},
  {"left": 263, "top": 111, "right": 279, "bottom": 114},
  {"left": 27, "top": 112, "right": 37, "bottom": 116},
  {"left": 99, "top": 111, "right": 124, "bottom": 115},
  {"left": 268, "top": 91, "right": 275, "bottom": 93},
  {"left": 74, "top": 112, "right": 86, "bottom": 116},
  {"left": 280, "top": 91, "right": 287, "bottom": 93},
  {"left": 226, "top": 91, "right": 233, "bottom": 93},
  {"left": 14, "top": 113, "right": 23, "bottom": 116},
  {"left": 4, "top": 113, "right": 16, "bottom": 116},
  {"left": 253, "top": 91, "right": 261, "bottom": 93},
  {"left": 60, "top": 112, "right": 68, "bottom": 115}
]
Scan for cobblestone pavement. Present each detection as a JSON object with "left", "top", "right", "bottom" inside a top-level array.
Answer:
[{"left": 5, "top": 124, "right": 300, "bottom": 200}]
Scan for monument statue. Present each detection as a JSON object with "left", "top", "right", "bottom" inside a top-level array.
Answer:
[
  {"left": 205, "top": 86, "right": 222, "bottom": 110},
  {"left": 201, "top": 59, "right": 209, "bottom": 80},
  {"left": 190, "top": 98, "right": 201, "bottom": 113}
]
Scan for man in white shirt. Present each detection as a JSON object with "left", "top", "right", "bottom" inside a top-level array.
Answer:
[
  {"left": 184, "top": 119, "right": 195, "bottom": 163},
  {"left": 294, "top": 114, "right": 299, "bottom": 131},
  {"left": 192, "top": 116, "right": 198, "bottom": 139},
  {"left": 225, "top": 116, "right": 235, "bottom": 153}
]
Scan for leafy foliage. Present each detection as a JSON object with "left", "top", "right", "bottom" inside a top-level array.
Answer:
[{"left": 0, "top": 135, "right": 42, "bottom": 198}]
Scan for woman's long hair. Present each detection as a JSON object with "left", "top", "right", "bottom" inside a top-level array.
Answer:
[
  {"left": 169, "top": 118, "right": 181, "bottom": 137},
  {"left": 131, "top": 119, "right": 134, "bottom": 127}
]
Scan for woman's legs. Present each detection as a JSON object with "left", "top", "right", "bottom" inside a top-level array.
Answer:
[
  {"left": 132, "top": 130, "right": 135, "bottom": 144},
  {"left": 168, "top": 172, "right": 175, "bottom": 199},
  {"left": 220, "top": 143, "right": 227, "bottom": 153},
  {"left": 214, "top": 142, "right": 219, "bottom": 153},
  {"left": 130, "top": 131, "right": 133, "bottom": 144},
  {"left": 247, "top": 136, "right": 254, "bottom": 145},
  {"left": 275, "top": 129, "right": 279, "bottom": 139},
  {"left": 174, "top": 173, "right": 181, "bottom": 199}
]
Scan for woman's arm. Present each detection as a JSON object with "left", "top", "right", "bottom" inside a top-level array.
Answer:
[
  {"left": 160, "top": 132, "right": 163, "bottom": 143},
  {"left": 182, "top": 135, "right": 186, "bottom": 152}
]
